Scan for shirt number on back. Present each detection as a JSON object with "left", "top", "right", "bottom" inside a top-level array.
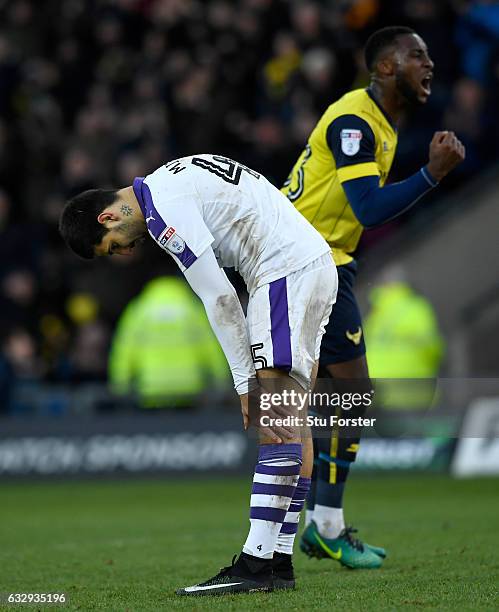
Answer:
[{"left": 192, "top": 156, "right": 260, "bottom": 185}]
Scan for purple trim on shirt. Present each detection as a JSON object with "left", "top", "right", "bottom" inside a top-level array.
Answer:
[
  {"left": 176, "top": 245, "right": 198, "bottom": 268},
  {"left": 139, "top": 180, "right": 167, "bottom": 239},
  {"left": 269, "top": 278, "right": 292, "bottom": 372},
  {"left": 132, "top": 176, "right": 198, "bottom": 269},
  {"left": 132, "top": 177, "right": 147, "bottom": 218}
]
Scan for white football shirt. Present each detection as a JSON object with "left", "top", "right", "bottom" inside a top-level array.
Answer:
[{"left": 133, "top": 154, "right": 330, "bottom": 293}]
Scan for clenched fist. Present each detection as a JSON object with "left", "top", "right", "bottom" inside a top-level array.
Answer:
[{"left": 426, "top": 131, "right": 466, "bottom": 182}]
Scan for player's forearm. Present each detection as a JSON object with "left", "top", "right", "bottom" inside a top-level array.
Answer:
[
  {"left": 343, "top": 167, "right": 438, "bottom": 228},
  {"left": 183, "top": 248, "right": 257, "bottom": 394},
  {"left": 201, "top": 291, "right": 257, "bottom": 394}
]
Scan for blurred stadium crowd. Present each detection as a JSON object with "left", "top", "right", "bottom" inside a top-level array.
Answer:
[{"left": 1, "top": 0, "right": 498, "bottom": 410}]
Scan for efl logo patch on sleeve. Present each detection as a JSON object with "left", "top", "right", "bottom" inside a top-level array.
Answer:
[
  {"left": 340, "top": 129, "right": 363, "bottom": 156},
  {"left": 158, "top": 226, "right": 176, "bottom": 247},
  {"left": 157, "top": 226, "right": 185, "bottom": 254},
  {"left": 166, "top": 233, "right": 186, "bottom": 254}
]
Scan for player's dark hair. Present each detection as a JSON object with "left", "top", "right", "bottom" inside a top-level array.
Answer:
[
  {"left": 364, "top": 26, "right": 416, "bottom": 72},
  {"left": 59, "top": 188, "right": 118, "bottom": 259}
]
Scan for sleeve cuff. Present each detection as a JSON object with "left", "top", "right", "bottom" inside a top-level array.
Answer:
[
  {"left": 235, "top": 377, "right": 259, "bottom": 395},
  {"left": 421, "top": 166, "right": 439, "bottom": 188}
]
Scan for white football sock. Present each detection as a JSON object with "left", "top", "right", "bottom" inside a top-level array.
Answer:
[
  {"left": 243, "top": 444, "right": 301, "bottom": 559},
  {"left": 313, "top": 504, "right": 345, "bottom": 539},
  {"left": 275, "top": 476, "right": 311, "bottom": 555}
]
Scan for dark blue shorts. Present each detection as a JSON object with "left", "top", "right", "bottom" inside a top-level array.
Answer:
[{"left": 319, "top": 260, "right": 366, "bottom": 366}]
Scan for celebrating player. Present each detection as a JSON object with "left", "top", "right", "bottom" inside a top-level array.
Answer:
[
  {"left": 282, "top": 26, "right": 465, "bottom": 568},
  {"left": 59, "top": 154, "right": 337, "bottom": 595}
]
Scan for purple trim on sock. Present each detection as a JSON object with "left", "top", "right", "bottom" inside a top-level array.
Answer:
[
  {"left": 295, "top": 476, "right": 311, "bottom": 495},
  {"left": 288, "top": 476, "right": 310, "bottom": 510},
  {"left": 258, "top": 443, "right": 302, "bottom": 463},
  {"left": 278, "top": 476, "right": 311, "bottom": 537},
  {"left": 250, "top": 507, "right": 287, "bottom": 523},
  {"left": 251, "top": 482, "right": 296, "bottom": 498},
  {"left": 255, "top": 464, "right": 301, "bottom": 476},
  {"left": 280, "top": 522, "right": 299, "bottom": 535},
  {"left": 269, "top": 278, "right": 292, "bottom": 371}
]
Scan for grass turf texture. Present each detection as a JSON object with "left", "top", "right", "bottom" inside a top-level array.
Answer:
[{"left": 1, "top": 475, "right": 498, "bottom": 611}]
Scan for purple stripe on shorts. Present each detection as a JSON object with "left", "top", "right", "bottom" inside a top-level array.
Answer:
[
  {"left": 250, "top": 506, "right": 287, "bottom": 523},
  {"left": 251, "top": 482, "right": 296, "bottom": 498},
  {"left": 269, "top": 278, "right": 292, "bottom": 371},
  {"left": 255, "top": 463, "right": 300, "bottom": 476},
  {"left": 280, "top": 522, "right": 299, "bottom": 535}
]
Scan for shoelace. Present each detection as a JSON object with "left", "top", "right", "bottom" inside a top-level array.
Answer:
[
  {"left": 340, "top": 526, "right": 365, "bottom": 552},
  {"left": 219, "top": 554, "right": 238, "bottom": 575},
  {"left": 196, "top": 555, "right": 238, "bottom": 586}
]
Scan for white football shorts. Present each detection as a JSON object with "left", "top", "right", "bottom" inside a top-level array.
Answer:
[{"left": 246, "top": 253, "right": 337, "bottom": 390}]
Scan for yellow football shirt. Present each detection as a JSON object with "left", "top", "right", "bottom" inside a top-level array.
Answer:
[{"left": 282, "top": 88, "right": 398, "bottom": 265}]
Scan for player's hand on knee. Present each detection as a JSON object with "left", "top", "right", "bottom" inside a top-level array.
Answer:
[
  {"left": 245, "top": 385, "right": 298, "bottom": 442},
  {"left": 427, "top": 131, "right": 466, "bottom": 181},
  {"left": 258, "top": 422, "right": 290, "bottom": 444},
  {"left": 258, "top": 401, "right": 297, "bottom": 443}
]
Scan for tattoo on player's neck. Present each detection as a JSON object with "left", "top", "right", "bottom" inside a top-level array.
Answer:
[{"left": 121, "top": 204, "right": 133, "bottom": 216}]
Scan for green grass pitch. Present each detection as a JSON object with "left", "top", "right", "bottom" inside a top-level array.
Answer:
[{"left": 1, "top": 475, "right": 498, "bottom": 611}]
